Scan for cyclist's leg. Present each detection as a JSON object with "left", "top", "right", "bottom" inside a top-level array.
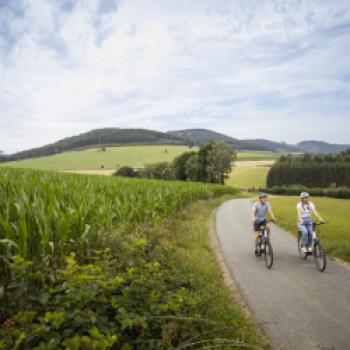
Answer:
[
  {"left": 254, "top": 231, "right": 260, "bottom": 249},
  {"left": 306, "top": 223, "right": 313, "bottom": 247},
  {"left": 297, "top": 223, "right": 308, "bottom": 246},
  {"left": 266, "top": 223, "right": 270, "bottom": 235},
  {"left": 253, "top": 221, "right": 260, "bottom": 251}
]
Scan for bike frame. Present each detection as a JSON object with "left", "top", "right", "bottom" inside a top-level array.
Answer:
[
  {"left": 258, "top": 223, "right": 269, "bottom": 246},
  {"left": 303, "top": 223, "right": 320, "bottom": 246}
]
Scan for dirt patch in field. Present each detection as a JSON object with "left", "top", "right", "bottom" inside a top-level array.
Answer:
[
  {"left": 234, "top": 160, "right": 275, "bottom": 168},
  {"left": 63, "top": 169, "right": 115, "bottom": 176}
]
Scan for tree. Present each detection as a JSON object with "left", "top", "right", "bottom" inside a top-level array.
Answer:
[
  {"left": 139, "top": 162, "right": 175, "bottom": 180},
  {"left": 206, "top": 141, "right": 236, "bottom": 184},
  {"left": 185, "top": 154, "right": 200, "bottom": 181},
  {"left": 173, "top": 151, "right": 196, "bottom": 180},
  {"left": 183, "top": 142, "right": 236, "bottom": 184},
  {"left": 114, "top": 166, "right": 139, "bottom": 178}
]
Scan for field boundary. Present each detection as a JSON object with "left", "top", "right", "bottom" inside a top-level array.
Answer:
[{"left": 209, "top": 204, "right": 272, "bottom": 348}]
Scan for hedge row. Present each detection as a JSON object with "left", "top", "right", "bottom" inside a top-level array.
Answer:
[{"left": 255, "top": 185, "right": 350, "bottom": 199}]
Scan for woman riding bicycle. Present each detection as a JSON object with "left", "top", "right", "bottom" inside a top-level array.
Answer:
[{"left": 297, "top": 192, "right": 326, "bottom": 251}]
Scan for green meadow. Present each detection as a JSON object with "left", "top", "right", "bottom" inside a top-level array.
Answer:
[
  {"left": 227, "top": 164, "right": 271, "bottom": 189},
  {"left": 269, "top": 196, "right": 350, "bottom": 262},
  {"left": 236, "top": 151, "right": 286, "bottom": 161},
  {"left": 0, "top": 145, "right": 192, "bottom": 170}
]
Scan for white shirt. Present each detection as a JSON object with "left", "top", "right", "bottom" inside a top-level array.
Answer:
[{"left": 297, "top": 201, "right": 315, "bottom": 218}]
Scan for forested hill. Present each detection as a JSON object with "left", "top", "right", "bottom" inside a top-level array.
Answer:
[
  {"left": 0, "top": 128, "right": 185, "bottom": 162},
  {"left": 167, "top": 129, "right": 269, "bottom": 151},
  {"left": 1, "top": 127, "right": 349, "bottom": 163},
  {"left": 296, "top": 141, "right": 350, "bottom": 154}
]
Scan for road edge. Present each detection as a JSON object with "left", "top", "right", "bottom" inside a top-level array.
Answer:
[{"left": 209, "top": 205, "right": 272, "bottom": 349}]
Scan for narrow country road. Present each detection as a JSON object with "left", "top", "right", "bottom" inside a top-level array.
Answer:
[{"left": 216, "top": 198, "right": 350, "bottom": 350}]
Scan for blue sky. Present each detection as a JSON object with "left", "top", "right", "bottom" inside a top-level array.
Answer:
[{"left": 0, "top": 0, "right": 350, "bottom": 153}]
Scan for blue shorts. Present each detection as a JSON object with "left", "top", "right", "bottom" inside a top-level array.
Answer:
[{"left": 253, "top": 219, "right": 267, "bottom": 232}]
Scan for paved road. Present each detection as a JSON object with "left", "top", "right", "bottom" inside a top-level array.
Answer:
[{"left": 216, "top": 199, "right": 350, "bottom": 350}]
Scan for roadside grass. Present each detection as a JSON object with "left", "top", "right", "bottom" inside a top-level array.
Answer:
[
  {"left": 166, "top": 195, "right": 268, "bottom": 349},
  {"left": 0, "top": 145, "right": 192, "bottom": 170},
  {"left": 269, "top": 196, "right": 350, "bottom": 262}
]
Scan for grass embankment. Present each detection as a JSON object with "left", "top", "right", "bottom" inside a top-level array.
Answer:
[
  {"left": 269, "top": 196, "right": 350, "bottom": 262},
  {"left": 0, "top": 168, "right": 265, "bottom": 349}
]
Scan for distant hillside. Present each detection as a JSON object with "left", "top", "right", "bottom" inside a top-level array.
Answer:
[
  {"left": 1, "top": 128, "right": 185, "bottom": 162},
  {"left": 243, "top": 139, "right": 301, "bottom": 153},
  {"left": 167, "top": 129, "right": 269, "bottom": 151},
  {"left": 1, "top": 127, "right": 349, "bottom": 163},
  {"left": 297, "top": 141, "right": 350, "bottom": 154}
]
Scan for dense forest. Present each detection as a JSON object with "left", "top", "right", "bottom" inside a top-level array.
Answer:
[{"left": 267, "top": 150, "right": 350, "bottom": 188}]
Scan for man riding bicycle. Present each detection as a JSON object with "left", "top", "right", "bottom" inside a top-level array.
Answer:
[
  {"left": 252, "top": 193, "right": 276, "bottom": 257},
  {"left": 297, "top": 192, "right": 326, "bottom": 251}
]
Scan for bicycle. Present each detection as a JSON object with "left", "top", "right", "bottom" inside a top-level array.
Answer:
[
  {"left": 297, "top": 223, "right": 327, "bottom": 272},
  {"left": 256, "top": 220, "right": 274, "bottom": 269}
]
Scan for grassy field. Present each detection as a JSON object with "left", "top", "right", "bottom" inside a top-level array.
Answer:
[
  {"left": 269, "top": 196, "right": 350, "bottom": 262},
  {"left": 1, "top": 147, "right": 285, "bottom": 171},
  {"left": 227, "top": 160, "right": 274, "bottom": 189},
  {"left": 237, "top": 151, "right": 286, "bottom": 161},
  {"left": 0, "top": 145, "right": 192, "bottom": 170}
]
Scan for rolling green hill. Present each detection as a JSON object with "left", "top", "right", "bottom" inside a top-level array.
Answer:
[
  {"left": 1, "top": 147, "right": 284, "bottom": 172},
  {"left": 0, "top": 128, "right": 186, "bottom": 163},
  {"left": 1, "top": 127, "right": 348, "bottom": 166},
  {"left": 0, "top": 145, "right": 192, "bottom": 170}
]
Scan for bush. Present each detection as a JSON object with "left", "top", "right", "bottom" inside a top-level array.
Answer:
[
  {"left": 139, "top": 162, "right": 175, "bottom": 180},
  {"left": 114, "top": 166, "right": 139, "bottom": 178},
  {"left": 256, "top": 185, "right": 350, "bottom": 199}
]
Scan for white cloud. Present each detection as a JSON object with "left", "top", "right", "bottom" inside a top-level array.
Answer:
[{"left": 0, "top": 0, "right": 350, "bottom": 153}]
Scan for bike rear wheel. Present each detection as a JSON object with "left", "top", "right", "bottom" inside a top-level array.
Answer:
[
  {"left": 264, "top": 240, "right": 273, "bottom": 269},
  {"left": 313, "top": 242, "right": 326, "bottom": 272}
]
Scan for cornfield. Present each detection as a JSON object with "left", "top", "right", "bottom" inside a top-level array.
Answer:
[{"left": 0, "top": 168, "right": 235, "bottom": 274}]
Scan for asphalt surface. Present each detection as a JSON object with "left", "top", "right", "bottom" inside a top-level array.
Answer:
[{"left": 216, "top": 198, "right": 350, "bottom": 350}]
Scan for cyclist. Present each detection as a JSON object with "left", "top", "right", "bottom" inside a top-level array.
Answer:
[
  {"left": 252, "top": 193, "right": 276, "bottom": 256},
  {"left": 297, "top": 192, "right": 325, "bottom": 251}
]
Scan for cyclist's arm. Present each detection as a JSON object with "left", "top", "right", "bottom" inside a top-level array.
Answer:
[
  {"left": 268, "top": 207, "right": 276, "bottom": 222},
  {"left": 297, "top": 206, "right": 304, "bottom": 224},
  {"left": 252, "top": 206, "right": 256, "bottom": 222},
  {"left": 313, "top": 208, "right": 325, "bottom": 223}
]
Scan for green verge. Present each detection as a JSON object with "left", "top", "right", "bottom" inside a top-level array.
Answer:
[
  {"left": 269, "top": 196, "right": 350, "bottom": 262},
  {"left": 163, "top": 195, "right": 268, "bottom": 349}
]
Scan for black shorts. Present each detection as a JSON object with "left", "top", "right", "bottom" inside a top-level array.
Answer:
[{"left": 253, "top": 220, "right": 267, "bottom": 232}]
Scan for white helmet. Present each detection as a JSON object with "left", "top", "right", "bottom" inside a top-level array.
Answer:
[{"left": 300, "top": 192, "right": 310, "bottom": 198}]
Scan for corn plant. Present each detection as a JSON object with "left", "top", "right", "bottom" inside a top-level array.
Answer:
[{"left": 0, "top": 168, "right": 235, "bottom": 280}]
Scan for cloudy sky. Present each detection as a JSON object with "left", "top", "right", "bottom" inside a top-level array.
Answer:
[{"left": 1, "top": 0, "right": 350, "bottom": 153}]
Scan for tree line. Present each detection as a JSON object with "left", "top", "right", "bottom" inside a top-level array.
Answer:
[
  {"left": 115, "top": 141, "right": 236, "bottom": 185},
  {"left": 267, "top": 150, "right": 350, "bottom": 188}
]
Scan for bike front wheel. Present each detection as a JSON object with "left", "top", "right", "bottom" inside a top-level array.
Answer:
[
  {"left": 264, "top": 240, "right": 273, "bottom": 269},
  {"left": 313, "top": 241, "right": 326, "bottom": 272},
  {"left": 297, "top": 236, "right": 308, "bottom": 260}
]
